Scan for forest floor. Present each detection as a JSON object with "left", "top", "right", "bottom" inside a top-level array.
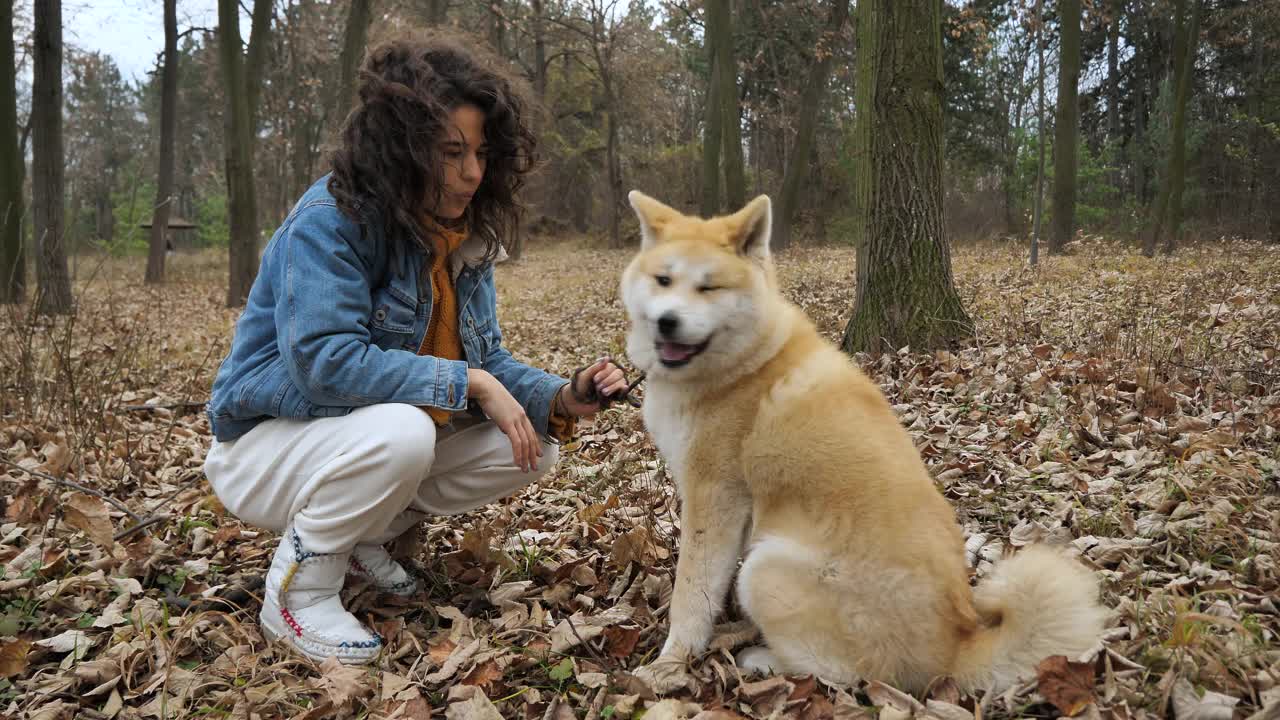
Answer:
[{"left": 2, "top": 235, "right": 1278, "bottom": 720}]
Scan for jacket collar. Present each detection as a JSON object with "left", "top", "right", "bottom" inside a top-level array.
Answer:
[{"left": 449, "top": 232, "right": 508, "bottom": 280}]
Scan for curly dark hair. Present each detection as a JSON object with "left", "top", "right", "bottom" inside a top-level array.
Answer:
[{"left": 327, "top": 32, "right": 537, "bottom": 266}]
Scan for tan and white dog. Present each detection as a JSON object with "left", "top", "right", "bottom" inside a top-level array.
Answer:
[{"left": 621, "top": 190, "right": 1109, "bottom": 695}]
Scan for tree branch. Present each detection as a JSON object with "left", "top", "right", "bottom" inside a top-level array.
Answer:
[{"left": 0, "top": 458, "right": 144, "bottom": 524}]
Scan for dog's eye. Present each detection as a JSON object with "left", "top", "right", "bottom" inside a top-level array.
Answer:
[
  {"left": 655, "top": 275, "right": 671, "bottom": 287},
  {"left": 697, "top": 285, "right": 720, "bottom": 294}
]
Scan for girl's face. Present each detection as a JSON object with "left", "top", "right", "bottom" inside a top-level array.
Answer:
[{"left": 430, "top": 103, "right": 488, "bottom": 220}]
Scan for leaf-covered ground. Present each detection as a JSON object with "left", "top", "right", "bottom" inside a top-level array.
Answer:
[{"left": 2, "top": 237, "right": 1278, "bottom": 720}]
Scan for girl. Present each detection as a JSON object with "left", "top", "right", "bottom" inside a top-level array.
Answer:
[{"left": 202, "top": 33, "right": 628, "bottom": 664}]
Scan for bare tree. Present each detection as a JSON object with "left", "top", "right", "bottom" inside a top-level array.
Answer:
[
  {"left": 1143, "top": 0, "right": 1202, "bottom": 256},
  {"left": 1031, "top": 0, "right": 1047, "bottom": 266},
  {"left": 1, "top": 0, "right": 25, "bottom": 303},
  {"left": 217, "top": 0, "right": 273, "bottom": 307},
  {"left": 427, "top": 0, "right": 448, "bottom": 25},
  {"left": 145, "top": 0, "right": 180, "bottom": 284},
  {"left": 1106, "top": 0, "right": 1122, "bottom": 198},
  {"left": 530, "top": 0, "right": 547, "bottom": 98},
  {"left": 1050, "top": 0, "right": 1081, "bottom": 255},
  {"left": 489, "top": 0, "right": 507, "bottom": 57},
  {"left": 32, "top": 0, "right": 71, "bottom": 315},
  {"left": 773, "top": 0, "right": 849, "bottom": 250},
  {"left": 550, "top": 0, "right": 630, "bottom": 246},
  {"left": 700, "top": 8, "right": 722, "bottom": 217},
  {"left": 333, "top": 0, "right": 373, "bottom": 125},
  {"left": 712, "top": 0, "right": 744, "bottom": 211}
]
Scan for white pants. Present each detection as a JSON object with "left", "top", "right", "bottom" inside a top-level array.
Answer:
[{"left": 202, "top": 403, "right": 559, "bottom": 554}]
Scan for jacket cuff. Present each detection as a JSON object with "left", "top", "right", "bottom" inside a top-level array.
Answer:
[{"left": 428, "top": 359, "right": 470, "bottom": 411}]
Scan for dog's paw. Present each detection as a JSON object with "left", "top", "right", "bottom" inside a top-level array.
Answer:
[
  {"left": 735, "top": 645, "right": 782, "bottom": 677},
  {"left": 633, "top": 656, "right": 695, "bottom": 694}
]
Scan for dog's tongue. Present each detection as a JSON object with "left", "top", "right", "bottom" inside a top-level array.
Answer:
[{"left": 658, "top": 342, "right": 699, "bottom": 363}]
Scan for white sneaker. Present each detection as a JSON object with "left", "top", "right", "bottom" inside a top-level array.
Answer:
[
  {"left": 259, "top": 528, "right": 383, "bottom": 664},
  {"left": 348, "top": 544, "right": 421, "bottom": 596}
]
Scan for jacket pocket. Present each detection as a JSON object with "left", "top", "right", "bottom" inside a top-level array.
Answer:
[
  {"left": 275, "top": 380, "right": 351, "bottom": 419},
  {"left": 461, "top": 310, "right": 491, "bottom": 346},
  {"left": 369, "top": 286, "right": 418, "bottom": 349},
  {"left": 237, "top": 355, "right": 285, "bottom": 415}
]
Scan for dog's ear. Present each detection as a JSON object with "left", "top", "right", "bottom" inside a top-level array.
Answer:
[
  {"left": 628, "top": 190, "right": 681, "bottom": 250},
  {"left": 731, "top": 195, "right": 772, "bottom": 261}
]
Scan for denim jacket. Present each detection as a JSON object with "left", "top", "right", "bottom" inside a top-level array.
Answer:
[{"left": 206, "top": 175, "right": 569, "bottom": 443}]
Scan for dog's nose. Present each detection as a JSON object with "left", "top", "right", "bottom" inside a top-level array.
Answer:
[{"left": 657, "top": 313, "right": 679, "bottom": 338}]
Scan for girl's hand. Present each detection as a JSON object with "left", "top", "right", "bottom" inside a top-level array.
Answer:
[
  {"left": 559, "top": 357, "right": 630, "bottom": 417},
  {"left": 468, "top": 369, "right": 542, "bottom": 472}
]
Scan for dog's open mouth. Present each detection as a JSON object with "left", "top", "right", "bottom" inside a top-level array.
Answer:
[{"left": 656, "top": 338, "right": 711, "bottom": 368}]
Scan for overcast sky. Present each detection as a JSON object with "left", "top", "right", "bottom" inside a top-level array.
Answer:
[{"left": 31, "top": 0, "right": 222, "bottom": 83}]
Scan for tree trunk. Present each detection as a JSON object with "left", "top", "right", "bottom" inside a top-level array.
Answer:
[
  {"left": 1031, "top": 0, "right": 1046, "bottom": 266},
  {"left": 95, "top": 188, "right": 114, "bottom": 243},
  {"left": 218, "top": 0, "right": 272, "bottom": 307},
  {"left": 774, "top": 0, "right": 849, "bottom": 251},
  {"left": 1, "top": 0, "right": 25, "bottom": 303},
  {"left": 32, "top": 0, "right": 71, "bottom": 315},
  {"left": 998, "top": 89, "right": 1019, "bottom": 235},
  {"left": 605, "top": 100, "right": 622, "bottom": 247},
  {"left": 1132, "top": 8, "right": 1147, "bottom": 205},
  {"left": 840, "top": 0, "right": 973, "bottom": 355},
  {"left": 1160, "top": 0, "right": 1201, "bottom": 255},
  {"left": 289, "top": 116, "right": 315, "bottom": 202},
  {"left": 1144, "top": 0, "right": 1201, "bottom": 256},
  {"left": 1107, "top": 0, "right": 1122, "bottom": 200},
  {"left": 531, "top": 0, "right": 547, "bottom": 98},
  {"left": 428, "top": 0, "right": 449, "bottom": 25},
  {"left": 700, "top": 35, "right": 722, "bottom": 215},
  {"left": 714, "top": 0, "right": 745, "bottom": 211},
  {"left": 146, "top": 0, "right": 179, "bottom": 284},
  {"left": 1049, "top": 0, "right": 1081, "bottom": 255},
  {"left": 488, "top": 0, "right": 507, "bottom": 57},
  {"left": 333, "top": 0, "right": 371, "bottom": 125}
]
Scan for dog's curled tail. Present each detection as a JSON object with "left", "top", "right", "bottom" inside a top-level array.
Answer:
[{"left": 955, "top": 544, "right": 1110, "bottom": 692}]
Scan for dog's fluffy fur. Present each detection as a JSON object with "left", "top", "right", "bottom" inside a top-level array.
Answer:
[{"left": 621, "top": 190, "right": 1110, "bottom": 694}]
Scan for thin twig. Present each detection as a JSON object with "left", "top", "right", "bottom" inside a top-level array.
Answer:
[
  {"left": 152, "top": 472, "right": 205, "bottom": 513},
  {"left": 114, "top": 514, "right": 170, "bottom": 541},
  {"left": 120, "top": 401, "right": 208, "bottom": 412},
  {"left": 565, "top": 614, "right": 614, "bottom": 670},
  {"left": 0, "top": 457, "right": 144, "bottom": 524}
]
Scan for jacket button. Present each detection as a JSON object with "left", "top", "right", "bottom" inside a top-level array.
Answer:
[{"left": 374, "top": 306, "right": 387, "bottom": 322}]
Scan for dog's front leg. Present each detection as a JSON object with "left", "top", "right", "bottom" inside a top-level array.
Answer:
[{"left": 635, "top": 474, "right": 751, "bottom": 693}]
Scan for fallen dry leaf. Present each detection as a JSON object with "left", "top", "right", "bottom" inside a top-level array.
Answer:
[
  {"left": 37, "top": 442, "right": 73, "bottom": 476},
  {"left": 1171, "top": 677, "right": 1239, "bottom": 720},
  {"left": 63, "top": 493, "right": 115, "bottom": 547},
  {"left": 604, "top": 624, "right": 641, "bottom": 658},
  {"left": 315, "top": 655, "right": 373, "bottom": 707},
  {"left": 459, "top": 659, "right": 503, "bottom": 688},
  {"left": 0, "top": 638, "right": 30, "bottom": 678},
  {"left": 445, "top": 684, "right": 503, "bottom": 720},
  {"left": 1036, "top": 655, "right": 1097, "bottom": 717},
  {"left": 642, "top": 699, "right": 706, "bottom": 720},
  {"left": 35, "top": 629, "right": 94, "bottom": 657}
]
